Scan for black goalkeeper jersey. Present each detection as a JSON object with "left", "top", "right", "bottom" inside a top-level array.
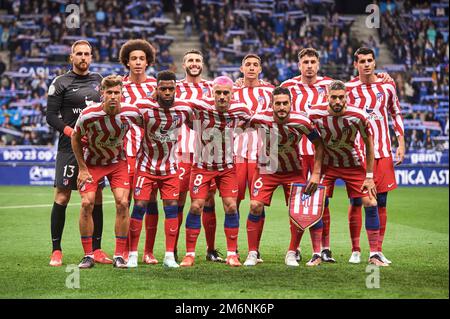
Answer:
[{"left": 46, "top": 70, "right": 102, "bottom": 152}]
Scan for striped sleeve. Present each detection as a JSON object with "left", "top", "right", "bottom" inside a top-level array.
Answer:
[{"left": 386, "top": 82, "right": 405, "bottom": 137}]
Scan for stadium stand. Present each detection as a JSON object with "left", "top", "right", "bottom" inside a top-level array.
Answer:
[
  {"left": 0, "top": 0, "right": 175, "bottom": 146},
  {"left": 0, "top": 0, "right": 448, "bottom": 155}
]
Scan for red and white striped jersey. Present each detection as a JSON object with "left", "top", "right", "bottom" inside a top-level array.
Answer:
[
  {"left": 249, "top": 110, "right": 316, "bottom": 173},
  {"left": 74, "top": 102, "right": 141, "bottom": 166},
  {"left": 281, "top": 76, "right": 334, "bottom": 156},
  {"left": 188, "top": 98, "right": 252, "bottom": 171},
  {"left": 346, "top": 78, "right": 404, "bottom": 159},
  {"left": 233, "top": 84, "right": 274, "bottom": 160},
  {"left": 135, "top": 98, "right": 194, "bottom": 176},
  {"left": 121, "top": 76, "right": 157, "bottom": 157},
  {"left": 308, "top": 103, "right": 372, "bottom": 168},
  {"left": 175, "top": 79, "right": 213, "bottom": 158}
]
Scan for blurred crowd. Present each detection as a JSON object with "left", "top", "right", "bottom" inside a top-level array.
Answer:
[
  {"left": 0, "top": 0, "right": 448, "bottom": 154},
  {"left": 0, "top": 0, "right": 175, "bottom": 146},
  {"left": 192, "top": 0, "right": 358, "bottom": 84}
]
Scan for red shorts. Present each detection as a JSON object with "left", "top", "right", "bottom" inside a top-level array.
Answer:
[
  {"left": 374, "top": 156, "right": 397, "bottom": 193},
  {"left": 250, "top": 170, "right": 306, "bottom": 206},
  {"left": 134, "top": 171, "right": 179, "bottom": 200},
  {"left": 80, "top": 160, "right": 129, "bottom": 193},
  {"left": 235, "top": 157, "right": 258, "bottom": 200},
  {"left": 178, "top": 161, "right": 217, "bottom": 194},
  {"left": 320, "top": 166, "right": 368, "bottom": 198},
  {"left": 301, "top": 154, "right": 315, "bottom": 181},
  {"left": 190, "top": 166, "right": 237, "bottom": 199},
  {"left": 126, "top": 155, "right": 137, "bottom": 189}
]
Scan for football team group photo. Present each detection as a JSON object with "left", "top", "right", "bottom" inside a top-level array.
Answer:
[{"left": 0, "top": 0, "right": 448, "bottom": 300}]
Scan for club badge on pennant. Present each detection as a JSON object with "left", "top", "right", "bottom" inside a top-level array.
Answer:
[{"left": 288, "top": 183, "right": 326, "bottom": 230}]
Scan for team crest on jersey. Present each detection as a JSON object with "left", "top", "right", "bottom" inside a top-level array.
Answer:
[
  {"left": 134, "top": 187, "right": 141, "bottom": 196},
  {"left": 173, "top": 115, "right": 181, "bottom": 127},
  {"left": 376, "top": 92, "right": 384, "bottom": 103},
  {"left": 257, "top": 95, "right": 265, "bottom": 106},
  {"left": 202, "top": 87, "right": 209, "bottom": 95},
  {"left": 317, "top": 87, "right": 326, "bottom": 96}
]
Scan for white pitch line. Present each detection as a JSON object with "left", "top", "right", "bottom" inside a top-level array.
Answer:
[{"left": 0, "top": 200, "right": 116, "bottom": 210}]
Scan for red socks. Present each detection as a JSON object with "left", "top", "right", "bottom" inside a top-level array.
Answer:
[
  {"left": 81, "top": 237, "right": 93, "bottom": 256},
  {"left": 348, "top": 205, "right": 362, "bottom": 252},
  {"left": 378, "top": 206, "right": 387, "bottom": 251},
  {"left": 114, "top": 237, "right": 127, "bottom": 257},
  {"left": 321, "top": 206, "right": 330, "bottom": 248},
  {"left": 144, "top": 213, "right": 158, "bottom": 254},
  {"left": 202, "top": 206, "right": 216, "bottom": 251}
]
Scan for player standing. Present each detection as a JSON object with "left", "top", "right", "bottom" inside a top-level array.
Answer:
[
  {"left": 280, "top": 48, "right": 334, "bottom": 262},
  {"left": 71, "top": 75, "right": 141, "bottom": 268},
  {"left": 119, "top": 39, "right": 160, "bottom": 264},
  {"left": 179, "top": 76, "right": 251, "bottom": 267},
  {"left": 46, "top": 40, "right": 110, "bottom": 267},
  {"left": 127, "top": 71, "right": 193, "bottom": 268},
  {"left": 175, "top": 50, "right": 221, "bottom": 262},
  {"left": 345, "top": 47, "right": 405, "bottom": 264},
  {"left": 242, "top": 87, "right": 325, "bottom": 267},
  {"left": 309, "top": 80, "right": 388, "bottom": 266},
  {"left": 233, "top": 54, "right": 274, "bottom": 262}
]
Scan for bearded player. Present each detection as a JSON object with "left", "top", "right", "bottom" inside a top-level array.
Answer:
[
  {"left": 309, "top": 80, "right": 388, "bottom": 267},
  {"left": 242, "top": 86, "right": 325, "bottom": 267},
  {"left": 175, "top": 50, "right": 221, "bottom": 262},
  {"left": 128, "top": 71, "right": 194, "bottom": 268},
  {"left": 47, "top": 40, "right": 110, "bottom": 267}
]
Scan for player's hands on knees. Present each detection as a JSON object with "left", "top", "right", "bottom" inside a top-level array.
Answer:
[
  {"left": 361, "top": 178, "right": 377, "bottom": 200},
  {"left": 304, "top": 172, "right": 320, "bottom": 195},
  {"left": 77, "top": 169, "right": 93, "bottom": 189}
]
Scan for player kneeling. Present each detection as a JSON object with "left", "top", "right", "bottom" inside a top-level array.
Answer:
[{"left": 72, "top": 75, "right": 142, "bottom": 269}]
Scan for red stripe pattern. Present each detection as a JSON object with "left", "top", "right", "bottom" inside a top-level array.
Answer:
[
  {"left": 233, "top": 84, "right": 274, "bottom": 160},
  {"left": 308, "top": 103, "right": 372, "bottom": 168},
  {"left": 281, "top": 76, "right": 334, "bottom": 156},
  {"left": 74, "top": 102, "right": 141, "bottom": 166},
  {"left": 175, "top": 79, "right": 213, "bottom": 155},
  {"left": 346, "top": 78, "right": 404, "bottom": 159},
  {"left": 135, "top": 98, "right": 194, "bottom": 176},
  {"left": 121, "top": 76, "right": 157, "bottom": 157},
  {"left": 249, "top": 110, "right": 315, "bottom": 173},
  {"left": 189, "top": 98, "right": 252, "bottom": 171}
]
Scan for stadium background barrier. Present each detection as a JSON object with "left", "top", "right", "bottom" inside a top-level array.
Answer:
[{"left": 0, "top": 146, "right": 448, "bottom": 187}]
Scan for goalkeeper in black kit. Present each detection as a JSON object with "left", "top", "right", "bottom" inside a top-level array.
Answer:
[{"left": 46, "top": 40, "right": 111, "bottom": 266}]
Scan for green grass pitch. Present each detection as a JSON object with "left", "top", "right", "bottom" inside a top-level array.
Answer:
[{"left": 0, "top": 186, "right": 448, "bottom": 299}]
